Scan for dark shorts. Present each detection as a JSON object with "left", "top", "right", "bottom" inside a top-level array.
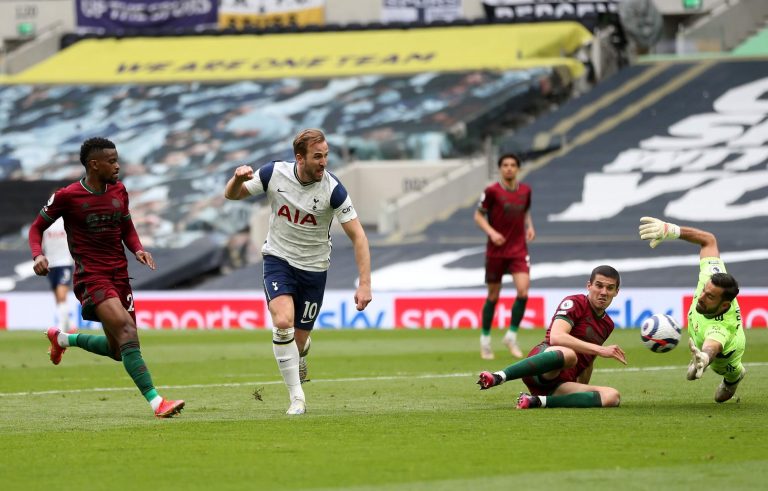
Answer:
[
  {"left": 485, "top": 255, "right": 530, "bottom": 283},
  {"left": 262, "top": 255, "right": 327, "bottom": 331},
  {"left": 74, "top": 277, "right": 135, "bottom": 323},
  {"left": 47, "top": 266, "right": 73, "bottom": 290},
  {"left": 521, "top": 342, "right": 569, "bottom": 396}
]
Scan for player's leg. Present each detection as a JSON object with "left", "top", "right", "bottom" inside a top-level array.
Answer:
[
  {"left": 481, "top": 282, "right": 501, "bottom": 359},
  {"left": 269, "top": 295, "right": 305, "bottom": 414},
  {"left": 263, "top": 256, "right": 305, "bottom": 414},
  {"left": 711, "top": 334, "right": 746, "bottom": 403},
  {"left": 478, "top": 344, "right": 575, "bottom": 389},
  {"left": 503, "top": 260, "right": 530, "bottom": 358},
  {"left": 96, "top": 286, "right": 183, "bottom": 417},
  {"left": 53, "top": 284, "right": 72, "bottom": 332},
  {"left": 49, "top": 266, "right": 73, "bottom": 332},
  {"left": 518, "top": 381, "right": 620, "bottom": 409},
  {"left": 46, "top": 280, "right": 113, "bottom": 364},
  {"left": 293, "top": 268, "right": 326, "bottom": 385}
]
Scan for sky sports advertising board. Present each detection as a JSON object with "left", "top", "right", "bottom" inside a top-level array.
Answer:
[{"left": 1, "top": 289, "right": 766, "bottom": 330}]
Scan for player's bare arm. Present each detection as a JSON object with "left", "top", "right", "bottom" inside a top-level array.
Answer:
[
  {"left": 639, "top": 217, "right": 720, "bottom": 258},
  {"left": 525, "top": 211, "right": 536, "bottom": 242},
  {"left": 341, "top": 218, "right": 372, "bottom": 311},
  {"left": 224, "top": 165, "right": 254, "bottom": 200},
  {"left": 473, "top": 209, "right": 505, "bottom": 246},
  {"left": 678, "top": 226, "right": 719, "bottom": 259},
  {"left": 550, "top": 319, "right": 627, "bottom": 364}
]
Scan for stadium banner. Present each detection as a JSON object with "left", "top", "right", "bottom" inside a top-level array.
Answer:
[
  {"left": 381, "top": 0, "right": 463, "bottom": 24},
  {"left": 218, "top": 0, "right": 324, "bottom": 30},
  {"left": 8, "top": 23, "right": 590, "bottom": 84},
  {"left": 482, "top": 0, "right": 619, "bottom": 28},
  {"left": 2, "top": 288, "right": 767, "bottom": 330},
  {"left": 75, "top": 0, "right": 218, "bottom": 33}
]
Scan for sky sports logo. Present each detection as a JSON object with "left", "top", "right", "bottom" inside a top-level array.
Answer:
[
  {"left": 394, "top": 297, "right": 545, "bottom": 329},
  {"left": 134, "top": 299, "right": 267, "bottom": 329}
]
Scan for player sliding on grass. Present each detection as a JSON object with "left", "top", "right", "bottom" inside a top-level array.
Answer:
[
  {"left": 477, "top": 265, "right": 626, "bottom": 409},
  {"left": 28, "top": 137, "right": 184, "bottom": 418},
  {"left": 225, "top": 128, "right": 372, "bottom": 416},
  {"left": 639, "top": 216, "right": 746, "bottom": 403}
]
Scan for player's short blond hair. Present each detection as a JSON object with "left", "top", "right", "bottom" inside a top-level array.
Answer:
[{"left": 293, "top": 129, "right": 326, "bottom": 158}]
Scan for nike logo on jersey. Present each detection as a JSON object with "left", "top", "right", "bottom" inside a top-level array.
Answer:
[{"left": 277, "top": 188, "right": 287, "bottom": 193}]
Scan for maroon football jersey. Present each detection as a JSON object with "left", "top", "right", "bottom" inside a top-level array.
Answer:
[
  {"left": 478, "top": 181, "right": 531, "bottom": 258},
  {"left": 543, "top": 294, "right": 616, "bottom": 381},
  {"left": 39, "top": 178, "right": 132, "bottom": 282}
]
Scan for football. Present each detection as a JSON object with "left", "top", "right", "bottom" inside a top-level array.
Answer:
[{"left": 640, "top": 313, "right": 682, "bottom": 353}]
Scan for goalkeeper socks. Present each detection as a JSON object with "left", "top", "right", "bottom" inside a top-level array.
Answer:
[
  {"left": 502, "top": 350, "right": 565, "bottom": 380},
  {"left": 272, "top": 327, "right": 305, "bottom": 402},
  {"left": 72, "top": 333, "right": 112, "bottom": 357},
  {"left": 509, "top": 297, "right": 528, "bottom": 332},
  {"left": 543, "top": 391, "right": 602, "bottom": 408},
  {"left": 120, "top": 341, "right": 158, "bottom": 402},
  {"left": 481, "top": 299, "right": 496, "bottom": 336}
]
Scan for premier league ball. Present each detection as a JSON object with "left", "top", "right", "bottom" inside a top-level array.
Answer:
[{"left": 640, "top": 314, "right": 682, "bottom": 353}]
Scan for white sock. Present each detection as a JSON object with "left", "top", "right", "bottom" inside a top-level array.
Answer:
[
  {"left": 493, "top": 370, "right": 507, "bottom": 382},
  {"left": 503, "top": 330, "right": 518, "bottom": 344},
  {"left": 57, "top": 302, "right": 70, "bottom": 331},
  {"left": 539, "top": 396, "right": 547, "bottom": 408},
  {"left": 480, "top": 334, "right": 492, "bottom": 347},
  {"left": 149, "top": 395, "right": 163, "bottom": 412},
  {"left": 272, "top": 327, "right": 305, "bottom": 402},
  {"left": 57, "top": 330, "right": 70, "bottom": 347}
]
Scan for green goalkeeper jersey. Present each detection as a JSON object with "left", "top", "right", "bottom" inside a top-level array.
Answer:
[{"left": 687, "top": 257, "right": 745, "bottom": 354}]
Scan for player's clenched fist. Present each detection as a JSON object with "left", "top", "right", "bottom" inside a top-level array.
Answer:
[
  {"left": 33, "top": 255, "right": 50, "bottom": 276},
  {"left": 233, "top": 165, "right": 254, "bottom": 182}
]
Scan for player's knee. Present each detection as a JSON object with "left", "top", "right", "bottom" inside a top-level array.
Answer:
[
  {"left": 601, "top": 388, "right": 621, "bottom": 407},
  {"left": 271, "top": 313, "right": 294, "bottom": 329}
]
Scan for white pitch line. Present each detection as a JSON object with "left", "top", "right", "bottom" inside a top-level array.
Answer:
[{"left": 1, "top": 362, "right": 765, "bottom": 398}]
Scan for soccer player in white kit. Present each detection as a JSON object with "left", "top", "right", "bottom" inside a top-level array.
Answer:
[
  {"left": 224, "top": 129, "right": 372, "bottom": 415},
  {"left": 42, "top": 216, "right": 75, "bottom": 332}
]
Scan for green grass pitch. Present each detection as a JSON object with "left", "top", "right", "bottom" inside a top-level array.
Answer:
[{"left": 1, "top": 328, "right": 767, "bottom": 490}]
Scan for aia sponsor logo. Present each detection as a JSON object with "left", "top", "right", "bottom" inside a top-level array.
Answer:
[
  {"left": 277, "top": 205, "right": 317, "bottom": 225},
  {"left": 683, "top": 295, "right": 768, "bottom": 328},
  {"left": 0, "top": 300, "right": 6, "bottom": 330},
  {"left": 135, "top": 299, "right": 267, "bottom": 329},
  {"left": 394, "top": 297, "right": 545, "bottom": 329}
]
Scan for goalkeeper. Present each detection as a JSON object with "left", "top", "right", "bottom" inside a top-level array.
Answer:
[{"left": 638, "top": 217, "right": 746, "bottom": 403}]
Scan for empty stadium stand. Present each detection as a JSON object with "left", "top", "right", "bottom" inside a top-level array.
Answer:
[{"left": 0, "top": 22, "right": 586, "bottom": 291}]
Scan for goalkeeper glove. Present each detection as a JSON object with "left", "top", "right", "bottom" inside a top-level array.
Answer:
[{"left": 638, "top": 216, "right": 680, "bottom": 248}]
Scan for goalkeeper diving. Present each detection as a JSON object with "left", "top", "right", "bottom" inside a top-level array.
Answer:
[{"left": 639, "top": 216, "right": 746, "bottom": 403}]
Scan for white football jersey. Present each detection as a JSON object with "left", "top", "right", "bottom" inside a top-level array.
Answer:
[
  {"left": 42, "top": 217, "right": 74, "bottom": 267},
  {"left": 244, "top": 160, "right": 358, "bottom": 272}
]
